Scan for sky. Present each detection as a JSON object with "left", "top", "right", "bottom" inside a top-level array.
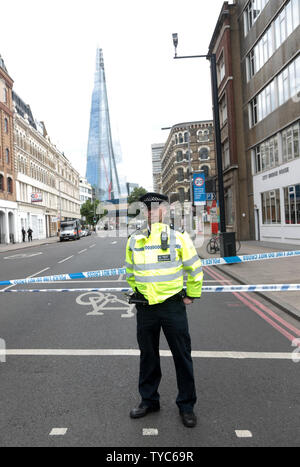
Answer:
[{"left": 0, "top": 0, "right": 229, "bottom": 191}]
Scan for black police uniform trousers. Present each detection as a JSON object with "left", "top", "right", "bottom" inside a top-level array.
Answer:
[{"left": 136, "top": 296, "right": 197, "bottom": 413}]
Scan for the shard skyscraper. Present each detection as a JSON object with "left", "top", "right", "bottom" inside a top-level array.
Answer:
[{"left": 86, "top": 49, "right": 121, "bottom": 201}]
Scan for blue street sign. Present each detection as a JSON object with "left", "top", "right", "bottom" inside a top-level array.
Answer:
[
  {"left": 206, "top": 193, "right": 216, "bottom": 201},
  {"left": 193, "top": 172, "right": 206, "bottom": 206}
]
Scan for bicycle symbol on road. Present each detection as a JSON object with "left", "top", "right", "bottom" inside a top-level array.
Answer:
[{"left": 76, "top": 291, "right": 135, "bottom": 318}]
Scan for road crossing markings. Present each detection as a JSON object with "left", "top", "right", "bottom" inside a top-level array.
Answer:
[
  {"left": 58, "top": 256, "right": 74, "bottom": 264},
  {"left": 78, "top": 249, "right": 87, "bottom": 254},
  {"left": 2, "top": 349, "right": 297, "bottom": 359},
  {"left": 235, "top": 430, "right": 253, "bottom": 438},
  {"left": 143, "top": 428, "right": 158, "bottom": 436},
  {"left": 89, "top": 244, "right": 96, "bottom": 248},
  {"left": 49, "top": 428, "right": 68, "bottom": 436}
]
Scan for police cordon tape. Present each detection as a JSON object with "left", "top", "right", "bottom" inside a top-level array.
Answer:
[
  {"left": 1, "top": 285, "right": 300, "bottom": 294},
  {"left": 0, "top": 249, "right": 300, "bottom": 288}
]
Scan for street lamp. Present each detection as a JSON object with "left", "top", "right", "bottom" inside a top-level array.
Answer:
[{"left": 171, "top": 33, "right": 237, "bottom": 257}]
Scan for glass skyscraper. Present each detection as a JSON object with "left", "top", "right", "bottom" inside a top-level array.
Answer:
[{"left": 86, "top": 49, "right": 121, "bottom": 201}]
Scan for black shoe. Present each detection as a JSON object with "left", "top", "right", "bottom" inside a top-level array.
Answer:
[
  {"left": 130, "top": 404, "right": 160, "bottom": 419},
  {"left": 180, "top": 411, "right": 197, "bottom": 428}
]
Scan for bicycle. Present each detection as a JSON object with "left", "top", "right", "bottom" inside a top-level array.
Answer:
[{"left": 206, "top": 234, "right": 241, "bottom": 255}]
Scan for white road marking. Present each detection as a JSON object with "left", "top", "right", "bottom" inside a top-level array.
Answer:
[
  {"left": 0, "top": 349, "right": 297, "bottom": 359},
  {"left": 111, "top": 241, "right": 117, "bottom": 245},
  {"left": 0, "top": 267, "right": 50, "bottom": 292},
  {"left": 4, "top": 252, "right": 43, "bottom": 259},
  {"left": 235, "top": 430, "right": 253, "bottom": 438},
  {"left": 58, "top": 256, "right": 74, "bottom": 264},
  {"left": 78, "top": 249, "right": 87, "bottom": 254},
  {"left": 89, "top": 244, "right": 96, "bottom": 248},
  {"left": 143, "top": 428, "right": 158, "bottom": 436},
  {"left": 49, "top": 428, "right": 68, "bottom": 436},
  {"left": 28, "top": 267, "right": 50, "bottom": 278}
]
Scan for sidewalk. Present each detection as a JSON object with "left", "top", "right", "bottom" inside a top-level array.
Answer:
[
  {"left": 0, "top": 236, "right": 59, "bottom": 253},
  {"left": 196, "top": 237, "right": 300, "bottom": 321}
]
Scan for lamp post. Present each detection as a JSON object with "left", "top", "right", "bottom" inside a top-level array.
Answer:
[{"left": 172, "top": 33, "right": 237, "bottom": 257}]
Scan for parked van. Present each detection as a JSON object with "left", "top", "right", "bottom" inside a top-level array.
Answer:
[{"left": 59, "top": 219, "right": 81, "bottom": 241}]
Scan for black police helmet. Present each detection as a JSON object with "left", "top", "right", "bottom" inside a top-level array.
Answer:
[{"left": 139, "top": 192, "right": 169, "bottom": 209}]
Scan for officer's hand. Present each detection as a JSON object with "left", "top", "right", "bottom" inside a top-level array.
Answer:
[{"left": 183, "top": 297, "right": 194, "bottom": 305}]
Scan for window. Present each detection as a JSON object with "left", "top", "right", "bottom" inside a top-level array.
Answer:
[
  {"left": 282, "top": 121, "right": 300, "bottom": 162},
  {"left": 284, "top": 184, "right": 300, "bottom": 224},
  {"left": 176, "top": 150, "right": 183, "bottom": 162},
  {"left": 5, "top": 148, "right": 9, "bottom": 164},
  {"left": 184, "top": 132, "right": 189, "bottom": 143},
  {"left": 222, "top": 141, "right": 230, "bottom": 169},
  {"left": 249, "top": 55, "right": 300, "bottom": 127},
  {"left": 261, "top": 189, "right": 281, "bottom": 224},
  {"left": 4, "top": 118, "right": 8, "bottom": 133},
  {"left": 247, "top": 0, "right": 299, "bottom": 80},
  {"left": 199, "top": 147, "right": 209, "bottom": 160},
  {"left": 220, "top": 94, "right": 228, "bottom": 126},
  {"left": 250, "top": 97, "right": 258, "bottom": 126},
  {"left": 217, "top": 53, "right": 225, "bottom": 84},
  {"left": 244, "top": 0, "right": 269, "bottom": 35},
  {"left": 178, "top": 133, "right": 183, "bottom": 143},
  {"left": 177, "top": 168, "right": 184, "bottom": 182},
  {"left": 0, "top": 174, "right": 4, "bottom": 191},
  {"left": 275, "top": 0, "right": 300, "bottom": 48},
  {"left": 7, "top": 177, "right": 13, "bottom": 194}
]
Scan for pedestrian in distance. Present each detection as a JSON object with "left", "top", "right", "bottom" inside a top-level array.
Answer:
[
  {"left": 27, "top": 227, "right": 33, "bottom": 242},
  {"left": 21, "top": 227, "right": 26, "bottom": 242},
  {"left": 125, "top": 192, "right": 203, "bottom": 428}
]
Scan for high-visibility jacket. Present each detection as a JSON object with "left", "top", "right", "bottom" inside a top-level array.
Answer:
[{"left": 125, "top": 222, "right": 203, "bottom": 305}]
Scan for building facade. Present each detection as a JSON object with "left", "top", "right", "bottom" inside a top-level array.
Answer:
[
  {"left": 208, "top": 2, "right": 252, "bottom": 240},
  {"left": 236, "top": 0, "right": 300, "bottom": 243},
  {"left": 13, "top": 92, "right": 80, "bottom": 242},
  {"left": 151, "top": 143, "right": 164, "bottom": 193},
  {"left": 79, "top": 177, "right": 93, "bottom": 207},
  {"left": 0, "top": 55, "right": 17, "bottom": 244},
  {"left": 160, "top": 121, "right": 216, "bottom": 204}
]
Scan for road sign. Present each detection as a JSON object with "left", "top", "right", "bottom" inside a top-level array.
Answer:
[
  {"left": 206, "top": 193, "right": 216, "bottom": 201},
  {"left": 193, "top": 173, "right": 206, "bottom": 206}
]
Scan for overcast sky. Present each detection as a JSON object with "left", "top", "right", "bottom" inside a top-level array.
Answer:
[{"left": 1, "top": 0, "right": 229, "bottom": 191}]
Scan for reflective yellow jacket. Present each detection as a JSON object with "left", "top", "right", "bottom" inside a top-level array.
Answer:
[{"left": 125, "top": 222, "right": 203, "bottom": 305}]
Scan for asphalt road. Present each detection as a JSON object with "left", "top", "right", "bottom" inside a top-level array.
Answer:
[{"left": 0, "top": 233, "right": 299, "bottom": 447}]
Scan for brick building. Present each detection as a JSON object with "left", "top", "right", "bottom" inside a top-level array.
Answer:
[{"left": 208, "top": 2, "right": 251, "bottom": 240}]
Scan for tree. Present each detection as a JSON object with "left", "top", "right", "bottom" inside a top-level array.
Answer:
[
  {"left": 80, "top": 199, "right": 100, "bottom": 225},
  {"left": 127, "top": 186, "right": 147, "bottom": 204}
]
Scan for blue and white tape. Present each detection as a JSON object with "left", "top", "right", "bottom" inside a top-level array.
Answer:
[
  {"left": 0, "top": 284, "right": 300, "bottom": 294},
  {"left": 202, "top": 249, "right": 300, "bottom": 266},
  {"left": 0, "top": 250, "right": 300, "bottom": 288}
]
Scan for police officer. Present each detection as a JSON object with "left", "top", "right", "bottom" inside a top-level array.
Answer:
[{"left": 125, "top": 192, "right": 203, "bottom": 428}]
